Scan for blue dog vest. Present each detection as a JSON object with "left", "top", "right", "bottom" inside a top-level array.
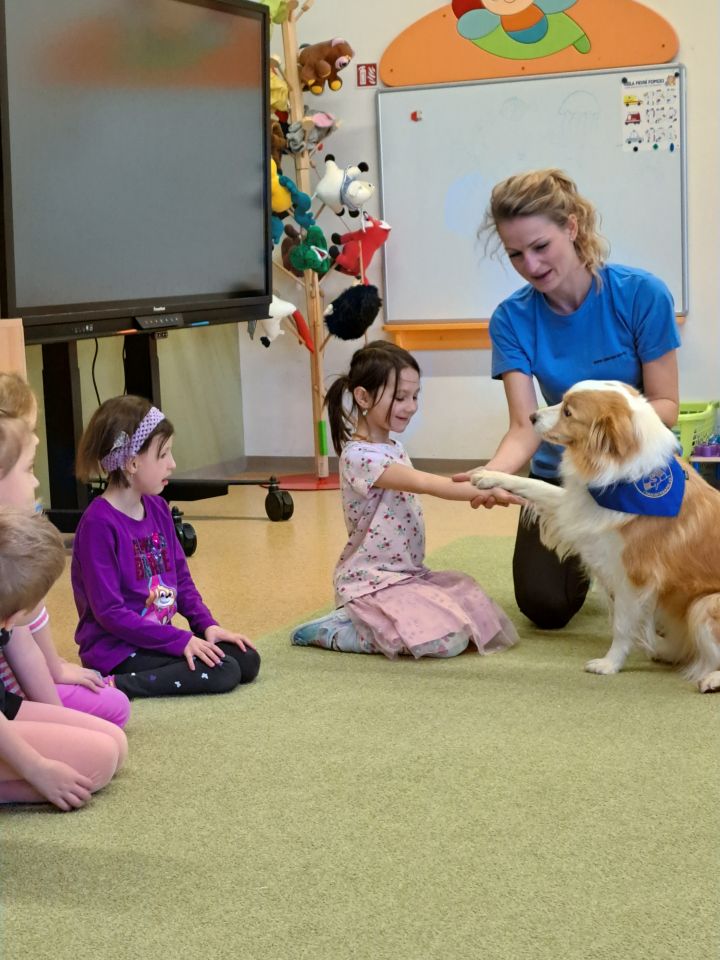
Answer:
[{"left": 588, "top": 458, "right": 685, "bottom": 517}]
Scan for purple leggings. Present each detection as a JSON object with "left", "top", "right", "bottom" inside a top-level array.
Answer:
[{"left": 57, "top": 682, "right": 131, "bottom": 728}]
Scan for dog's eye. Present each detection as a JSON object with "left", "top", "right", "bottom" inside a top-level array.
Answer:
[{"left": 563, "top": 406, "right": 572, "bottom": 417}]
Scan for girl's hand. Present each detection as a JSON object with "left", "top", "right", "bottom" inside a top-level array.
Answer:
[
  {"left": 52, "top": 660, "right": 106, "bottom": 693},
  {"left": 468, "top": 487, "right": 525, "bottom": 509},
  {"left": 183, "top": 635, "right": 226, "bottom": 671},
  {"left": 205, "top": 624, "right": 256, "bottom": 653},
  {"left": 27, "top": 758, "right": 93, "bottom": 811}
]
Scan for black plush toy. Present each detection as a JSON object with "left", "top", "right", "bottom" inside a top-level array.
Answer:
[{"left": 324, "top": 285, "right": 382, "bottom": 340}]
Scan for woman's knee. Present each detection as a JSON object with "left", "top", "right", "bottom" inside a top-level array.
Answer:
[{"left": 513, "top": 581, "right": 583, "bottom": 629}]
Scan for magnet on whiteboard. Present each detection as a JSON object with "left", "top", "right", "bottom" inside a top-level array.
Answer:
[{"left": 410, "top": 110, "right": 422, "bottom": 122}]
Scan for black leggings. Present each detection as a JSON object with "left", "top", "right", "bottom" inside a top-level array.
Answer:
[
  {"left": 111, "top": 642, "right": 261, "bottom": 699},
  {"left": 512, "top": 473, "right": 590, "bottom": 630}
]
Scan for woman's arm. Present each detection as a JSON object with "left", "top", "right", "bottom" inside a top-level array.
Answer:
[
  {"left": 484, "top": 371, "right": 543, "bottom": 473},
  {"left": 452, "top": 371, "right": 540, "bottom": 508},
  {"left": 642, "top": 350, "right": 679, "bottom": 427}
]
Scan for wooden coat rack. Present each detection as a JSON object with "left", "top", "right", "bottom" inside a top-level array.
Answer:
[{"left": 279, "top": 5, "right": 330, "bottom": 480}]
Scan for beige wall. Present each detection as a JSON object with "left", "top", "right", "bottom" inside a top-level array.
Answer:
[
  {"left": 26, "top": 322, "right": 243, "bottom": 503},
  {"left": 239, "top": 0, "right": 720, "bottom": 461}
]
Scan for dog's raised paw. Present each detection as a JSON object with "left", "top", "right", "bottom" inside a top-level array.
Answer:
[
  {"left": 470, "top": 470, "right": 498, "bottom": 490},
  {"left": 698, "top": 671, "right": 720, "bottom": 693},
  {"left": 585, "top": 657, "right": 620, "bottom": 675}
]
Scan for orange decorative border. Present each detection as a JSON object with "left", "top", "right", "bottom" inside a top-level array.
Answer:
[{"left": 380, "top": 0, "right": 678, "bottom": 87}]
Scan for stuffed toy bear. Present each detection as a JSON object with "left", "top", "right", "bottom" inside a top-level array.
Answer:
[
  {"left": 314, "top": 155, "right": 374, "bottom": 218},
  {"left": 330, "top": 215, "right": 391, "bottom": 279},
  {"left": 270, "top": 120, "right": 287, "bottom": 168},
  {"left": 298, "top": 39, "right": 354, "bottom": 95}
]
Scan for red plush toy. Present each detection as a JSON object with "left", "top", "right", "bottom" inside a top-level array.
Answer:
[{"left": 330, "top": 215, "right": 391, "bottom": 280}]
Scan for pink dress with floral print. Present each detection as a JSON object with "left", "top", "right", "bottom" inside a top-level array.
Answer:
[{"left": 334, "top": 440, "right": 518, "bottom": 659}]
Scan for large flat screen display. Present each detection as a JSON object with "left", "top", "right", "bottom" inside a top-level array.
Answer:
[{"left": 0, "top": 0, "right": 270, "bottom": 343}]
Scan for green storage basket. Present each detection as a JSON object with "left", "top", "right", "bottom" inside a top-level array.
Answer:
[{"left": 672, "top": 401, "right": 719, "bottom": 458}]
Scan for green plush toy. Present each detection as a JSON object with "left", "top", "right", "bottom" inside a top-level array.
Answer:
[{"left": 288, "top": 225, "right": 332, "bottom": 276}]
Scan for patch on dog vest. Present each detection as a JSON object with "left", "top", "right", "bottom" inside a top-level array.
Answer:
[{"left": 588, "top": 458, "right": 685, "bottom": 516}]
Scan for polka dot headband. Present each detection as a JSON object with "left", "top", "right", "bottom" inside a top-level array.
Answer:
[{"left": 100, "top": 407, "right": 166, "bottom": 473}]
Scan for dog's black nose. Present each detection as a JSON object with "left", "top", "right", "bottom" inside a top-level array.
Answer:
[{"left": 529, "top": 412, "right": 538, "bottom": 425}]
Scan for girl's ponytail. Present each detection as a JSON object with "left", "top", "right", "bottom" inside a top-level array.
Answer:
[{"left": 324, "top": 375, "right": 352, "bottom": 457}]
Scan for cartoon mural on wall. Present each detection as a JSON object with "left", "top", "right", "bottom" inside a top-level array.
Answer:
[
  {"left": 380, "top": 0, "right": 678, "bottom": 87},
  {"left": 452, "top": 0, "right": 590, "bottom": 59}
]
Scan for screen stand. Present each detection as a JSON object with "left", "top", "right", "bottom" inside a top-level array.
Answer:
[{"left": 42, "top": 333, "right": 230, "bottom": 532}]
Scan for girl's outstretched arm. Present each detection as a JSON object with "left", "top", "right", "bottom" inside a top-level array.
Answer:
[{"left": 375, "top": 463, "right": 520, "bottom": 502}]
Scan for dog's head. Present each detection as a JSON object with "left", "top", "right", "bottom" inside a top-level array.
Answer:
[{"left": 532, "top": 380, "right": 678, "bottom": 485}]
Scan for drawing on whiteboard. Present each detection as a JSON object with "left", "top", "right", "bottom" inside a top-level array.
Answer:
[
  {"left": 451, "top": 0, "right": 590, "bottom": 60},
  {"left": 557, "top": 91, "right": 601, "bottom": 141}
]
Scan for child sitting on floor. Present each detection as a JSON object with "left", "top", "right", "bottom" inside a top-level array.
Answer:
[
  {"left": 0, "top": 505, "right": 126, "bottom": 810},
  {"left": 291, "top": 341, "right": 518, "bottom": 658},
  {"left": 72, "top": 394, "right": 260, "bottom": 699},
  {"left": 0, "top": 375, "right": 130, "bottom": 727}
]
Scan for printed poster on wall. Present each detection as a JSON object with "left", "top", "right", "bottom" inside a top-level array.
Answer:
[{"left": 620, "top": 68, "right": 681, "bottom": 153}]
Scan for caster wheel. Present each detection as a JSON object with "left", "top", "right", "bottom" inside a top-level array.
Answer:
[
  {"left": 171, "top": 506, "right": 198, "bottom": 556},
  {"left": 265, "top": 486, "right": 294, "bottom": 521}
]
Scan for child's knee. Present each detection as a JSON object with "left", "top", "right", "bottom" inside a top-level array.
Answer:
[
  {"left": 103, "top": 687, "right": 132, "bottom": 728},
  {"left": 239, "top": 648, "right": 261, "bottom": 684},
  {"left": 208, "top": 656, "right": 243, "bottom": 693}
]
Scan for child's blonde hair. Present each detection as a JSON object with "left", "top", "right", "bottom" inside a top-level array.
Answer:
[
  {"left": 482, "top": 168, "right": 609, "bottom": 281},
  {"left": 76, "top": 395, "right": 174, "bottom": 488},
  {"left": 0, "top": 372, "right": 36, "bottom": 424},
  {"left": 0, "top": 416, "right": 32, "bottom": 478},
  {"left": 0, "top": 507, "right": 65, "bottom": 621}
]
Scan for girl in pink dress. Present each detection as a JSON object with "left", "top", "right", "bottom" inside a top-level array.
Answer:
[{"left": 291, "top": 341, "right": 518, "bottom": 659}]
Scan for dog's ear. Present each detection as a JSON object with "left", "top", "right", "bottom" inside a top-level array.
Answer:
[{"left": 587, "top": 411, "right": 638, "bottom": 463}]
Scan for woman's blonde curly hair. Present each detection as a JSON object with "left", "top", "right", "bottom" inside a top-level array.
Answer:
[{"left": 481, "top": 168, "right": 609, "bottom": 283}]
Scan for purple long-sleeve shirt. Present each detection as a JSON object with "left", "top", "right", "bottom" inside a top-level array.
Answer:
[{"left": 71, "top": 495, "right": 216, "bottom": 674}]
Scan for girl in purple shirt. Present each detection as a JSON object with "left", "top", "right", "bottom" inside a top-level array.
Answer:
[{"left": 72, "top": 396, "right": 260, "bottom": 699}]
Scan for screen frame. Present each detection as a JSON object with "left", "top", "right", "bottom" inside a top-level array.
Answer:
[{"left": 0, "top": 0, "right": 272, "bottom": 345}]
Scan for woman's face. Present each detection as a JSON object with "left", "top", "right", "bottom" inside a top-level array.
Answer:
[{"left": 497, "top": 214, "right": 581, "bottom": 296}]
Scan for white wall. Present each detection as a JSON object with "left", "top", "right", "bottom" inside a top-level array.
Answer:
[{"left": 240, "top": 0, "right": 720, "bottom": 461}]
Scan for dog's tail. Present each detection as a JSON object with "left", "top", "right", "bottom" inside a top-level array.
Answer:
[{"left": 682, "top": 593, "right": 720, "bottom": 683}]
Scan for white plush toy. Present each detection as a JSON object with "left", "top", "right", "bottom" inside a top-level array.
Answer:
[
  {"left": 313, "top": 154, "right": 375, "bottom": 218},
  {"left": 258, "top": 294, "right": 296, "bottom": 347}
]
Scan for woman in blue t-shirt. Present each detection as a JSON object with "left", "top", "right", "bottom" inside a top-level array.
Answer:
[{"left": 459, "top": 168, "right": 681, "bottom": 629}]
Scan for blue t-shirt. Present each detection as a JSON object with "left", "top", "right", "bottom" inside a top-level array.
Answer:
[{"left": 490, "top": 263, "right": 681, "bottom": 477}]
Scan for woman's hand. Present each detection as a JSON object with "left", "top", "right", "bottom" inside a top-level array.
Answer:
[
  {"left": 183, "top": 635, "right": 226, "bottom": 670},
  {"left": 27, "top": 758, "right": 93, "bottom": 811},
  {"left": 205, "top": 624, "right": 256, "bottom": 653},
  {"left": 52, "top": 660, "right": 106, "bottom": 693}
]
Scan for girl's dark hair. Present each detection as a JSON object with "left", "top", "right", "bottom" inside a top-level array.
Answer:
[
  {"left": 324, "top": 340, "right": 421, "bottom": 455},
  {"left": 75, "top": 395, "right": 174, "bottom": 487}
]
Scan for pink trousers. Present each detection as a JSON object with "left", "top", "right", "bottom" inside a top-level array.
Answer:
[
  {"left": 0, "top": 701, "right": 127, "bottom": 805},
  {"left": 57, "top": 682, "right": 131, "bottom": 728}
]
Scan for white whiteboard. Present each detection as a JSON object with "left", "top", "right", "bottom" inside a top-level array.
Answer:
[{"left": 377, "top": 65, "right": 687, "bottom": 321}]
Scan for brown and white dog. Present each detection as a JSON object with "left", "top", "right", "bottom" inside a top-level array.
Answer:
[{"left": 472, "top": 380, "right": 720, "bottom": 692}]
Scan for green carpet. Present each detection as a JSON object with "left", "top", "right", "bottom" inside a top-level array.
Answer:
[{"left": 2, "top": 537, "right": 718, "bottom": 960}]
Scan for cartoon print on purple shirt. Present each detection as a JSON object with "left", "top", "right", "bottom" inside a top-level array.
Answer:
[{"left": 140, "top": 574, "right": 177, "bottom": 626}]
